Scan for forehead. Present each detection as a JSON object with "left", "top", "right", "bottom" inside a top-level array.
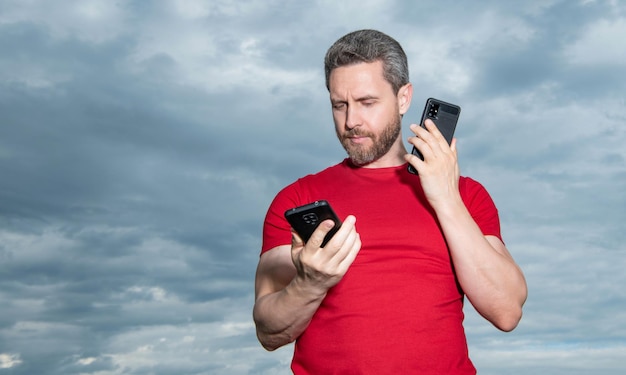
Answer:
[{"left": 328, "top": 61, "right": 393, "bottom": 96}]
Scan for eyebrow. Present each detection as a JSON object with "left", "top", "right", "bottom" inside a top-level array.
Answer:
[
  {"left": 330, "top": 95, "right": 378, "bottom": 104},
  {"left": 356, "top": 95, "right": 378, "bottom": 102}
]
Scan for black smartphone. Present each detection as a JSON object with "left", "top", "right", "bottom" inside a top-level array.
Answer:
[
  {"left": 407, "top": 98, "right": 461, "bottom": 175},
  {"left": 284, "top": 200, "right": 342, "bottom": 247}
]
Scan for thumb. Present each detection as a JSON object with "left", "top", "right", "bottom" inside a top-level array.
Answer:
[{"left": 306, "top": 219, "right": 335, "bottom": 248}]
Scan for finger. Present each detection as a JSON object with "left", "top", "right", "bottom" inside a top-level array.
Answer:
[
  {"left": 291, "top": 229, "right": 304, "bottom": 247},
  {"left": 426, "top": 121, "right": 459, "bottom": 161},
  {"left": 407, "top": 124, "right": 431, "bottom": 149},
  {"left": 336, "top": 225, "right": 359, "bottom": 259},
  {"left": 324, "top": 215, "right": 355, "bottom": 248},
  {"left": 408, "top": 126, "right": 436, "bottom": 161},
  {"left": 423, "top": 119, "right": 445, "bottom": 139},
  {"left": 422, "top": 119, "right": 448, "bottom": 152},
  {"left": 413, "top": 122, "right": 439, "bottom": 147},
  {"left": 326, "top": 216, "right": 359, "bottom": 267},
  {"left": 306, "top": 219, "right": 337, "bottom": 249},
  {"left": 423, "top": 118, "right": 440, "bottom": 133},
  {"left": 337, "top": 232, "right": 361, "bottom": 271},
  {"left": 404, "top": 151, "right": 424, "bottom": 172},
  {"left": 327, "top": 215, "right": 355, "bottom": 245},
  {"left": 408, "top": 123, "right": 421, "bottom": 135}
]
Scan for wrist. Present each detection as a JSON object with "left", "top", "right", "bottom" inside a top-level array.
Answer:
[
  {"left": 288, "top": 274, "right": 328, "bottom": 304},
  {"left": 431, "top": 194, "right": 466, "bottom": 219}
]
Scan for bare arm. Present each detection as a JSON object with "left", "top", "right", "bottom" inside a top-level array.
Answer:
[
  {"left": 405, "top": 119, "right": 527, "bottom": 331},
  {"left": 253, "top": 216, "right": 361, "bottom": 350},
  {"left": 253, "top": 244, "right": 322, "bottom": 350},
  {"left": 434, "top": 202, "right": 527, "bottom": 331}
]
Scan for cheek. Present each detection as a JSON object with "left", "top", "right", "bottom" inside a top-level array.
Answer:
[
  {"left": 332, "top": 111, "right": 345, "bottom": 128},
  {"left": 368, "top": 106, "right": 393, "bottom": 127}
]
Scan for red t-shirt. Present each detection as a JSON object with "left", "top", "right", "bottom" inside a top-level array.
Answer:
[{"left": 262, "top": 159, "right": 502, "bottom": 375}]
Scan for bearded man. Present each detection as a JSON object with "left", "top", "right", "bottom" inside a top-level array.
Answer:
[{"left": 253, "top": 29, "right": 527, "bottom": 375}]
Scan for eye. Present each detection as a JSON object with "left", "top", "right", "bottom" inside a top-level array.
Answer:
[{"left": 332, "top": 103, "right": 346, "bottom": 110}]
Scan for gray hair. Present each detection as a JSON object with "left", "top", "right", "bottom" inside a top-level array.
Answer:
[{"left": 324, "top": 29, "right": 409, "bottom": 94}]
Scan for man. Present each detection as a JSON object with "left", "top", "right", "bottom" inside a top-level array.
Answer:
[{"left": 253, "top": 29, "right": 527, "bottom": 374}]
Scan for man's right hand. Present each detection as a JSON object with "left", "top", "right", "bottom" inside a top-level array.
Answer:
[{"left": 290, "top": 215, "right": 361, "bottom": 297}]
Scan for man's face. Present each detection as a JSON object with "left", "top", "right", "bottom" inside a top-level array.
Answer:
[{"left": 328, "top": 61, "right": 406, "bottom": 166}]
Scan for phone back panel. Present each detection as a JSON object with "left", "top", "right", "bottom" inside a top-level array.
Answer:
[
  {"left": 284, "top": 200, "right": 341, "bottom": 247},
  {"left": 408, "top": 98, "right": 461, "bottom": 174}
]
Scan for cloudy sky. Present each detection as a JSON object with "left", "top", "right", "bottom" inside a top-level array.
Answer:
[{"left": 1, "top": 0, "right": 625, "bottom": 374}]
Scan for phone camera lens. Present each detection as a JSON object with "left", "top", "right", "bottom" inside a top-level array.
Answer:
[{"left": 428, "top": 104, "right": 439, "bottom": 118}]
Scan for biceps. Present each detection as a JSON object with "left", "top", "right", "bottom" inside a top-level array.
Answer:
[{"left": 255, "top": 245, "right": 296, "bottom": 300}]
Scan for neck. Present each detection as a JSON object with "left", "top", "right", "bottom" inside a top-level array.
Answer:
[{"left": 358, "top": 138, "right": 408, "bottom": 169}]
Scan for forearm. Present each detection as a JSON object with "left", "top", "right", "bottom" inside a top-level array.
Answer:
[
  {"left": 253, "top": 277, "right": 326, "bottom": 351},
  {"left": 435, "top": 198, "right": 527, "bottom": 331}
]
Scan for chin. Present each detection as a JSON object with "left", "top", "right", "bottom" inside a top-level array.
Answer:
[{"left": 348, "top": 155, "right": 376, "bottom": 166}]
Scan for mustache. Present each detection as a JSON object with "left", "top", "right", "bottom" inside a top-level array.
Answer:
[{"left": 342, "top": 129, "right": 374, "bottom": 138}]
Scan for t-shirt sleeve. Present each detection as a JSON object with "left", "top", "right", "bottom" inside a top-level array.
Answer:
[
  {"left": 261, "top": 181, "right": 303, "bottom": 255},
  {"left": 460, "top": 177, "right": 503, "bottom": 242}
]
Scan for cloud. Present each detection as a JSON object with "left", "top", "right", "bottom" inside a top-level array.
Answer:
[
  {"left": 0, "top": 0, "right": 129, "bottom": 43},
  {"left": 0, "top": 353, "right": 23, "bottom": 369},
  {"left": 564, "top": 17, "right": 626, "bottom": 66},
  {"left": 1, "top": 0, "right": 625, "bottom": 374}
]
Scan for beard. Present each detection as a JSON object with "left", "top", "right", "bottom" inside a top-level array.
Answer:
[{"left": 337, "top": 112, "right": 402, "bottom": 166}]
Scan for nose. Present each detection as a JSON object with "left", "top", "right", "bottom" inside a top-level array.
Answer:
[{"left": 345, "top": 105, "right": 361, "bottom": 130}]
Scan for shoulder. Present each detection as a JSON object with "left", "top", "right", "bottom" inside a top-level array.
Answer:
[
  {"left": 262, "top": 160, "right": 347, "bottom": 253},
  {"left": 459, "top": 175, "right": 486, "bottom": 191},
  {"left": 298, "top": 159, "right": 350, "bottom": 183},
  {"left": 459, "top": 176, "right": 502, "bottom": 239},
  {"left": 458, "top": 176, "right": 499, "bottom": 221},
  {"left": 459, "top": 176, "right": 493, "bottom": 203},
  {"left": 276, "top": 160, "right": 348, "bottom": 197}
]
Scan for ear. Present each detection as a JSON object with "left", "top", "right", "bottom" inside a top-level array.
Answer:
[{"left": 397, "top": 83, "right": 413, "bottom": 116}]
